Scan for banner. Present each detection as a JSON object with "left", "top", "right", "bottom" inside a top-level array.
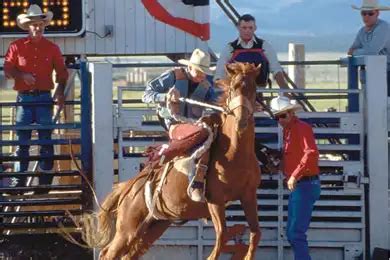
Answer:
[{"left": 141, "top": 0, "right": 210, "bottom": 41}]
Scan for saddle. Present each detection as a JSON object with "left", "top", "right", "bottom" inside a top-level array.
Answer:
[{"left": 144, "top": 123, "right": 209, "bottom": 164}]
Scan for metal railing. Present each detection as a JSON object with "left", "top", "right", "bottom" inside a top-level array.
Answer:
[
  {"left": 110, "top": 57, "right": 386, "bottom": 260},
  {"left": 0, "top": 61, "right": 92, "bottom": 234}
]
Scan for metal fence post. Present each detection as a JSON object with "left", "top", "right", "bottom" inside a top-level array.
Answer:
[
  {"left": 80, "top": 60, "right": 93, "bottom": 210},
  {"left": 347, "top": 57, "right": 359, "bottom": 113},
  {"left": 364, "top": 55, "right": 389, "bottom": 256},
  {"left": 89, "top": 62, "right": 114, "bottom": 203},
  {"left": 80, "top": 60, "right": 92, "bottom": 171}
]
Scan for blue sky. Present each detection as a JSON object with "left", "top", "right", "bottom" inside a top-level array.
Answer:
[{"left": 209, "top": 0, "right": 390, "bottom": 51}]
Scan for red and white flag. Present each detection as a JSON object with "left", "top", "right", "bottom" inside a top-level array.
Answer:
[{"left": 141, "top": 0, "right": 210, "bottom": 41}]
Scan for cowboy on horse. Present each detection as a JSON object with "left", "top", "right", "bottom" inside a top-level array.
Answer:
[
  {"left": 142, "top": 48, "right": 220, "bottom": 202},
  {"left": 68, "top": 62, "right": 265, "bottom": 260}
]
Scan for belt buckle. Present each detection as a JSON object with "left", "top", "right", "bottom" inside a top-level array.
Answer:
[
  {"left": 22, "top": 89, "right": 36, "bottom": 94},
  {"left": 30, "top": 89, "right": 43, "bottom": 95}
]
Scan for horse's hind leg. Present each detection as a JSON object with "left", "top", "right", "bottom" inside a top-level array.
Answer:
[
  {"left": 101, "top": 187, "right": 150, "bottom": 259},
  {"left": 121, "top": 220, "right": 172, "bottom": 260},
  {"left": 240, "top": 189, "right": 261, "bottom": 260},
  {"left": 100, "top": 232, "right": 128, "bottom": 260}
]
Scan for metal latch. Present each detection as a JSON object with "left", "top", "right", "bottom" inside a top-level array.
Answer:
[{"left": 343, "top": 171, "right": 369, "bottom": 187}]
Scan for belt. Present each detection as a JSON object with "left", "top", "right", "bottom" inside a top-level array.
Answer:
[
  {"left": 298, "top": 175, "right": 319, "bottom": 183},
  {"left": 18, "top": 90, "right": 51, "bottom": 95}
]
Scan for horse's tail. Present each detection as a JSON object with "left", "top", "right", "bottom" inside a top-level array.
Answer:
[{"left": 80, "top": 181, "right": 129, "bottom": 249}]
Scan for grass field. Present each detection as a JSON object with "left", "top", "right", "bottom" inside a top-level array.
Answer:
[{"left": 0, "top": 62, "right": 350, "bottom": 114}]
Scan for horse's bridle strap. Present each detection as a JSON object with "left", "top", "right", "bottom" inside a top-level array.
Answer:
[{"left": 227, "top": 95, "right": 253, "bottom": 115}]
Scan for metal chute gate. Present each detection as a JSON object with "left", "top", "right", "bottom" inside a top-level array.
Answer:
[
  {"left": 0, "top": 56, "right": 388, "bottom": 259},
  {"left": 0, "top": 61, "right": 92, "bottom": 258},
  {"left": 94, "top": 56, "right": 388, "bottom": 260}
]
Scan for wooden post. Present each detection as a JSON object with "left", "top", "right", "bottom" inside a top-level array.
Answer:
[{"left": 288, "top": 43, "right": 305, "bottom": 88}]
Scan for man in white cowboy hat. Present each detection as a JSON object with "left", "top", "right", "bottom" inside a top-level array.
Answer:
[
  {"left": 142, "top": 48, "right": 218, "bottom": 202},
  {"left": 348, "top": 0, "right": 390, "bottom": 95},
  {"left": 4, "top": 4, "right": 68, "bottom": 190},
  {"left": 270, "top": 96, "right": 320, "bottom": 260}
]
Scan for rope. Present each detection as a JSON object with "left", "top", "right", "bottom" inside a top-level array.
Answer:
[{"left": 68, "top": 140, "right": 108, "bottom": 212}]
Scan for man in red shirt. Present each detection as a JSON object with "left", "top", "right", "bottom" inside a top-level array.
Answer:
[
  {"left": 4, "top": 5, "right": 68, "bottom": 188},
  {"left": 270, "top": 96, "right": 321, "bottom": 260}
]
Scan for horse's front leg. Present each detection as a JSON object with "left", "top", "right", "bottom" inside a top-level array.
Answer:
[
  {"left": 240, "top": 189, "right": 261, "bottom": 260},
  {"left": 207, "top": 201, "right": 227, "bottom": 260}
]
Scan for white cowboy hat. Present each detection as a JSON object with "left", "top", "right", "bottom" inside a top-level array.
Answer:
[
  {"left": 178, "top": 49, "right": 216, "bottom": 75},
  {"left": 352, "top": 0, "right": 390, "bottom": 11},
  {"left": 270, "top": 96, "right": 302, "bottom": 116},
  {"left": 17, "top": 4, "right": 53, "bottom": 31}
]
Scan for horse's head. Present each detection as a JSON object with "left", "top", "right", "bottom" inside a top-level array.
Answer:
[{"left": 218, "top": 62, "right": 261, "bottom": 132}]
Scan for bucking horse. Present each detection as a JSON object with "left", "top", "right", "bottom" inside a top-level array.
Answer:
[{"left": 76, "top": 63, "right": 274, "bottom": 260}]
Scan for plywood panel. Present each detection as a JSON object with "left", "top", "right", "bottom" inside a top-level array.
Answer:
[
  {"left": 94, "top": 0, "right": 106, "bottom": 54},
  {"left": 0, "top": 37, "right": 4, "bottom": 55},
  {"left": 196, "top": 38, "right": 208, "bottom": 52},
  {"left": 85, "top": 0, "right": 96, "bottom": 54},
  {"left": 52, "top": 38, "right": 65, "bottom": 53},
  {"left": 114, "top": 0, "right": 126, "bottom": 54},
  {"left": 103, "top": 0, "right": 115, "bottom": 54},
  {"left": 155, "top": 19, "right": 166, "bottom": 54},
  {"left": 165, "top": 24, "right": 176, "bottom": 54},
  {"left": 74, "top": 37, "right": 86, "bottom": 55},
  {"left": 0, "top": 0, "right": 210, "bottom": 56},
  {"left": 124, "top": 0, "right": 136, "bottom": 54},
  {"left": 64, "top": 38, "right": 76, "bottom": 54},
  {"left": 135, "top": 1, "right": 146, "bottom": 54},
  {"left": 1, "top": 38, "right": 15, "bottom": 55},
  {"left": 175, "top": 28, "right": 186, "bottom": 54},
  {"left": 185, "top": 33, "right": 196, "bottom": 54},
  {"left": 144, "top": 4, "right": 156, "bottom": 54}
]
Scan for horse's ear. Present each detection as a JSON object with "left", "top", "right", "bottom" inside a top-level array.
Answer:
[
  {"left": 254, "top": 64, "right": 262, "bottom": 78},
  {"left": 225, "top": 64, "right": 235, "bottom": 78},
  {"left": 255, "top": 64, "right": 262, "bottom": 73}
]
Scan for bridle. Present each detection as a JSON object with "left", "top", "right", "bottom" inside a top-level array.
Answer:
[{"left": 224, "top": 74, "right": 255, "bottom": 117}]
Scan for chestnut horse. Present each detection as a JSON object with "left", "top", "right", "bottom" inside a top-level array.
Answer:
[{"left": 83, "top": 63, "right": 262, "bottom": 260}]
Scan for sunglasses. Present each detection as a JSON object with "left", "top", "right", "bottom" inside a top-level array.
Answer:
[
  {"left": 361, "top": 11, "right": 375, "bottom": 16},
  {"left": 275, "top": 113, "right": 287, "bottom": 120}
]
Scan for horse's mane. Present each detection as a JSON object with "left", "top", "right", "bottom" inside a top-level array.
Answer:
[{"left": 214, "top": 62, "right": 260, "bottom": 106}]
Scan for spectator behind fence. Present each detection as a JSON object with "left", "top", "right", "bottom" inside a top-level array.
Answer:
[
  {"left": 348, "top": 0, "right": 390, "bottom": 96},
  {"left": 214, "top": 14, "right": 290, "bottom": 93},
  {"left": 3, "top": 5, "right": 68, "bottom": 189}
]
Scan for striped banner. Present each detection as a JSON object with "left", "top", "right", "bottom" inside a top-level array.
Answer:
[{"left": 142, "top": 0, "right": 210, "bottom": 40}]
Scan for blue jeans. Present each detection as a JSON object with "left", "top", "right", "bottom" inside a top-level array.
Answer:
[
  {"left": 287, "top": 178, "right": 321, "bottom": 260},
  {"left": 14, "top": 92, "right": 54, "bottom": 186}
]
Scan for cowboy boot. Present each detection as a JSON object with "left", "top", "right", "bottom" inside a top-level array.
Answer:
[{"left": 188, "top": 163, "right": 207, "bottom": 202}]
